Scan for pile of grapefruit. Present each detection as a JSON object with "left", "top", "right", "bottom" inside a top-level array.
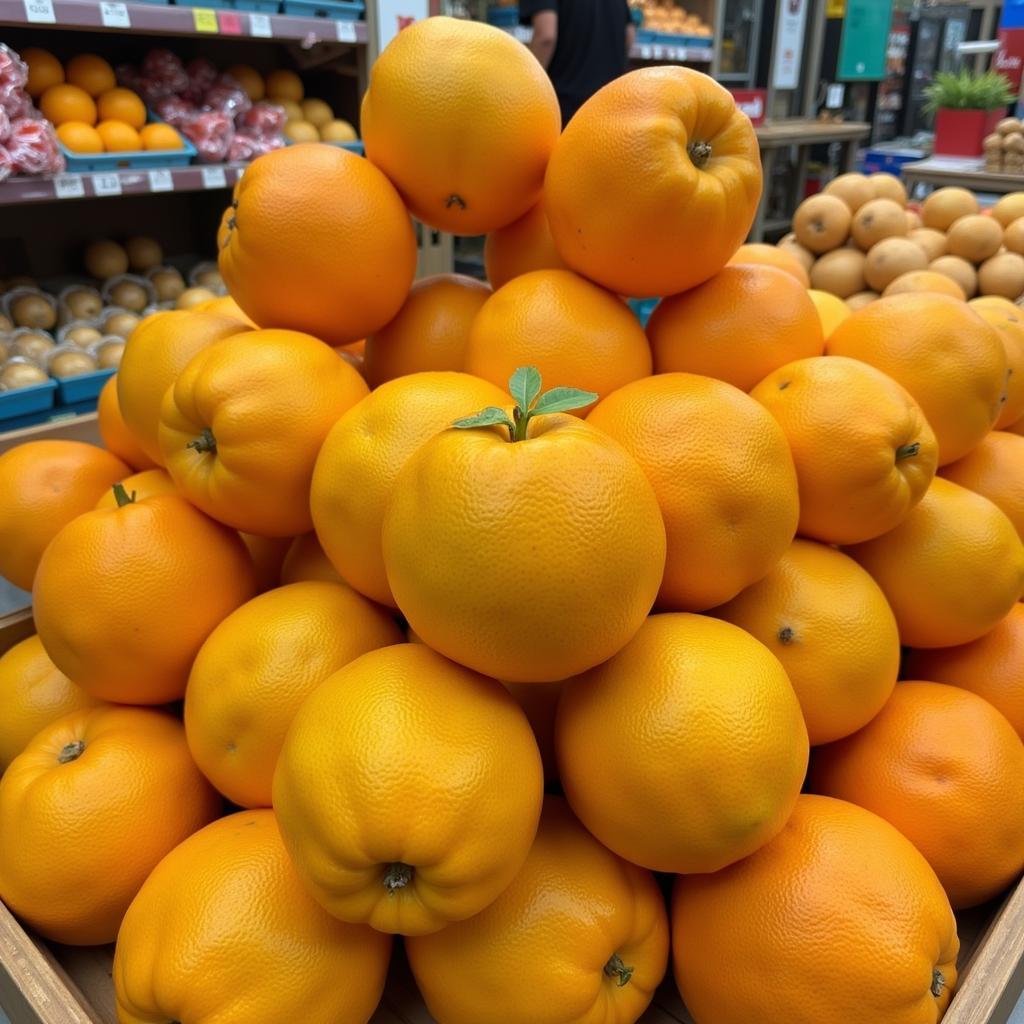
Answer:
[{"left": 0, "top": 18, "right": 1023, "bottom": 1024}]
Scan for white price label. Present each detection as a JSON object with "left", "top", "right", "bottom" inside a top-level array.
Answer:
[
  {"left": 147, "top": 168, "right": 174, "bottom": 192},
  {"left": 53, "top": 173, "right": 85, "bottom": 199},
  {"left": 336, "top": 19, "right": 356, "bottom": 42},
  {"left": 99, "top": 1, "right": 129, "bottom": 26},
  {"left": 201, "top": 166, "right": 228, "bottom": 189},
  {"left": 23, "top": 0, "right": 56, "bottom": 22},
  {"left": 639, "top": 44, "right": 652, "bottom": 60},
  {"left": 92, "top": 172, "right": 122, "bottom": 196},
  {"left": 248, "top": 11, "right": 272, "bottom": 36}
]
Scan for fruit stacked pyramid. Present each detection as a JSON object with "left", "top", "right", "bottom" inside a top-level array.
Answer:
[{"left": 0, "top": 16, "right": 1022, "bottom": 1024}]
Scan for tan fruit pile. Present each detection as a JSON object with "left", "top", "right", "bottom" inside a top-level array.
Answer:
[
  {"left": 984, "top": 116, "right": 1024, "bottom": 175},
  {"left": 783, "top": 173, "right": 1024, "bottom": 308},
  {"left": 0, "top": 17, "right": 1022, "bottom": 1024}
]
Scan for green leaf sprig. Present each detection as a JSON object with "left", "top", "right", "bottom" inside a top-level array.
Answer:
[{"left": 452, "top": 366, "right": 597, "bottom": 442}]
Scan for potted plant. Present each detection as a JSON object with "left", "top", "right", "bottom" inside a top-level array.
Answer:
[{"left": 925, "top": 69, "right": 1015, "bottom": 157}]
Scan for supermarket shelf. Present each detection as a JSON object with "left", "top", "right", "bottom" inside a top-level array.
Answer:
[
  {"left": 0, "top": 0, "right": 367, "bottom": 45},
  {"left": 0, "top": 163, "right": 243, "bottom": 205},
  {"left": 630, "top": 41, "right": 713, "bottom": 64}
]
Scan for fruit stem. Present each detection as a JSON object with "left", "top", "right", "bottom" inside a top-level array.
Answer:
[
  {"left": 603, "top": 953, "right": 635, "bottom": 988},
  {"left": 932, "top": 969, "right": 945, "bottom": 998},
  {"left": 445, "top": 194, "right": 467, "bottom": 210},
  {"left": 896, "top": 442, "right": 921, "bottom": 461},
  {"left": 512, "top": 405, "right": 530, "bottom": 443},
  {"left": 688, "top": 141, "right": 713, "bottom": 169},
  {"left": 383, "top": 862, "right": 413, "bottom": 895},
  {"left": 187, "top": 428, "right": 218, "bottom": 456},
  {"left": 58, "top": 740, "right": 85, "bottom": 764},
  {"left": 112, "top": 482, "right": 136, "bottom": 508}
]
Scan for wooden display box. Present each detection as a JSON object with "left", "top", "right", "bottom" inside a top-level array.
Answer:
[{"left": 1, "top": 610, "right": 1023, "bottom": 1024}]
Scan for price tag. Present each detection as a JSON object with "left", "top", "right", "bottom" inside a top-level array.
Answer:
[
  {"left": 336, "top": 19, "right": 356, "bottom": 42},
  {"left": 99, "top": 1, "right": 130, "bottom": 26},
  {"left": 652, "top": 44, "right": 664, "bottom": 59},
  {"left": 219, "top": 10, "right": 242, "bottom": 33},
  {"left": 147, "top": 168, "right": 174, "bottom": 192},
  {"left": 192, "top": 7, "right": 218, "bottom": 32},
  {"left": 248, "top": 11, "right": 272, "bottom": 36},
  {"left": 53, "top": 173, "right": 85, "bottom": 199},
  {"left": 639, "top": 44, "right": 652, "bottom": 60},
  {"left": 22, "top": 0, "right": 56, "bottom": 22},
  {"left": 92, "top": 172, "right": 122, "bottom": 196},
  {"left": 201, "top": 166, "right": 228, "bottom": 189}
]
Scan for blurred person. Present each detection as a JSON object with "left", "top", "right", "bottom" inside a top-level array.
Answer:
[{"left": 521, "top": 0, "right": 635, "bottom": 126}]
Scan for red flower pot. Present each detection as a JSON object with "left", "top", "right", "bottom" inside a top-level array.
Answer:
[{"left": 933, "top": 107, "right": 1006, "bottom": 157}]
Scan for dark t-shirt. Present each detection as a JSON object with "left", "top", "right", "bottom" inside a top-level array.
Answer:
[{"left": 520, "top": 0, "right": 630, "bottom": 125}]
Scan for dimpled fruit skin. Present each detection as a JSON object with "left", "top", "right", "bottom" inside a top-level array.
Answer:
[
  {"left": 407, "top": 797, "right": 670, "bottom": 1024},
  {"left": 381, "top": 415, "right": 666, "bottom": 682},
  {"left": 219, "top": 144, "right": 416, "bottom": 346},
  {"left": 587, "top": 373, "right": 798, "bottom": 612},
  {"left": 117, "top": 310, "right": 250, "bottom": 465},
  {"left": 464, "top": 269, "right": 653, "bottom": 409},
  {"left": 0, "top": 706, "right": 219, "bottom": 945},
  {"left": 185, "top": 581, "right": 403, "bottom": 808},
  {"left": 715, "top": 539, "right": 900, "bottom": 746},
  {"left": 750, "top": 356, "right": 938, "bottom": 545},
  {"left": 825, "top": 293, "right": 1006, "bottom": 465},
  {"left": 846, "top": 478, "right": 1024, "bottom": 648},
  {"left": 556, "top": 614, "right": 809, "bottom": 874},
  {"left": 0, "top": 440, "right": 130, "bottom": 591},
  {"left": 941, "top": 430, "right": 1024, "bottom": 541},
  {"left": 811, "top": 681, "right": 1024, "bottom": 909},
  {"left": 361, "top": 18, "right": 560, "bottom": 235},
  {"left": 310, "top": 372, "right": 510, "bottom": 607},
  {"left": 672, "top": 795, "right": 959, "bottom": 1024},
  {"left": 158, "top": 329, "right": 369, "bottom": 538},
  {"left": 904, "top": 604, "right": 1024, "bottom": 740},
  {"left": 544, "top": 66, "right": 762, "bottom": 299},
  {"left": 646, "top": 265, "right": 824, "bottom": 393},
  {"left": 0, "top": 635, "right": 102, "bottom": 771},
  {"left": 273, "top": 644, "right": 544, "bottom": 936},
  {"left": 32, "top": 493, "right": 258, "bottom": 704},
  {"left": 114, "top": 810, "right": 392, "bottom": 1024}
]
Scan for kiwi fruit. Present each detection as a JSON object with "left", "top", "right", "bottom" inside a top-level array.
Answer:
[
  {"left": 65, "top": 326, "right": 104, "bottom": 348},
  {"left": 0, "top": 359, "right": 48, "bottom": 390},
  {"left": 12, "top": 294, "right": 57, "bottom": 330},
  {"left": 103, "top": 311, "right": 142, "bottom": 339},
  {"left": 108, "top": 280, "right": 150, "bottom": 313}
]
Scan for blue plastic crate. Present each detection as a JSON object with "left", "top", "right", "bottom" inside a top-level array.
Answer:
[
  {"left": 628, "top": 298, "right": 659, "bottom": 327},
  {"left": 0, "top": 380, "right": 57, "bottom": 426},
  {"left": 281, "top": 0, "right": 362, "bottom": 18},
  {"left": 58, "top": 115, "right": 197, "bottom": 173},
  {"left": 232, "top": 0, "right": 280, "bottom": 10},
  {"left": 636, "top": 27, "right": 656, "bottom": 42},
  {"left": 486, "top": 5, "right": 519, "bottom": 26},
  {"left": 54, "top": 368, "right": 116, "bottom": 406}
]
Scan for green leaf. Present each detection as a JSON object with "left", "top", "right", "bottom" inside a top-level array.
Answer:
[
  {"left": 532, "top": 386, "right": 599, "bottom": 416},
  {"left": 509, "top": 366, "right": 542, "bottom": 412},
  {"left": 452, "top": 406, "right": 515, "bottom": 433}
]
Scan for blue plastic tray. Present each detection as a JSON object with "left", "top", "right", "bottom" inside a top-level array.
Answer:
[
  {"left": 0, "top": 379, "right": 57, "bottom": 425},
  {"left": 635, "top": 29, "right": 713, "bottom": 47},
  {"left": 628, "top": 298, "right": 659, "bottom": 327},
  {"left": 54, "top": 367, "right": 116, "bottom": 406},
  {"left": 58, "top": 115, "right": 197, "bottom": 173},
  {"left": 281, "top": 0, "right": 362, "bottom": 18},
  {"left": 486, "top": 5, "right": 519, "bottom": 26},
  {"left": 232, "top": 0, "right": 279, "bottom": 10}
]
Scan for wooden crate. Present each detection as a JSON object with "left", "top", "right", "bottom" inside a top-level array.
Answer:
[{"left": 0, "top": 604, "right": 1022, "bottom": 1024}]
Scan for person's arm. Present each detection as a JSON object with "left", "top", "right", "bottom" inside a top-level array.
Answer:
[{"left": 529, "top": 10, "right": 558, "bottom": 69}]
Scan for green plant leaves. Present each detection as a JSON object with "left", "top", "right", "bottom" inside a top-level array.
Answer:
[
  {"left": 532, "top": 386, "right": 599, "bottom": 415},
  {"left": 452, "top": 406, "right": 515, "bottom": 433},
  {"left": 924, "top": 69, "right": 1014, "bottom": 113},
  {"left": 509, "top": 366, "right": 542, "bottom": 412}
]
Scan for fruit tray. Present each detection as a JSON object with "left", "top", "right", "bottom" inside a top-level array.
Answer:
[
  {"left": 232, "top": 0, "right": 280, "bottom": 11},
  {"left": 0, "top": 381, "right": 57, "bottom": 429},
  {"left": 280, "top": 0, "right": 363, "bottom": 19},
  {"left": 486, "top": 5, "right": 519, "bottom": 26},
  {"left": 0, "top": 603, "right": 1021, "bottom": 1024},
  {"left": 53, "top": 367, "right": 116, "bottom": 407},
  {"left": 635, "top": 29, "right": 713, "bottom": 48},
  {"left": 57, "top": 116, "right": 197, "bottom": 174}
]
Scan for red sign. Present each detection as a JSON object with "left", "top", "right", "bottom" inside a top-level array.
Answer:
[
  {"left": 730, "top": 89, "right": 767, "bottom": 126},
  {"left": 995, "top": 28, "right": 1024, "bottom": 91}
]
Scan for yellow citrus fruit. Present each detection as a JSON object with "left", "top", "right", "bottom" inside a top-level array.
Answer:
[
  {"left": 65, "top": 54, "right": 116, "bottom": 97},
  {"left": 96, "top": 120, "right": 142, "bottom": 152},
  {"left": 55, "top": 121, "right": 103, "bottom": 153}
]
